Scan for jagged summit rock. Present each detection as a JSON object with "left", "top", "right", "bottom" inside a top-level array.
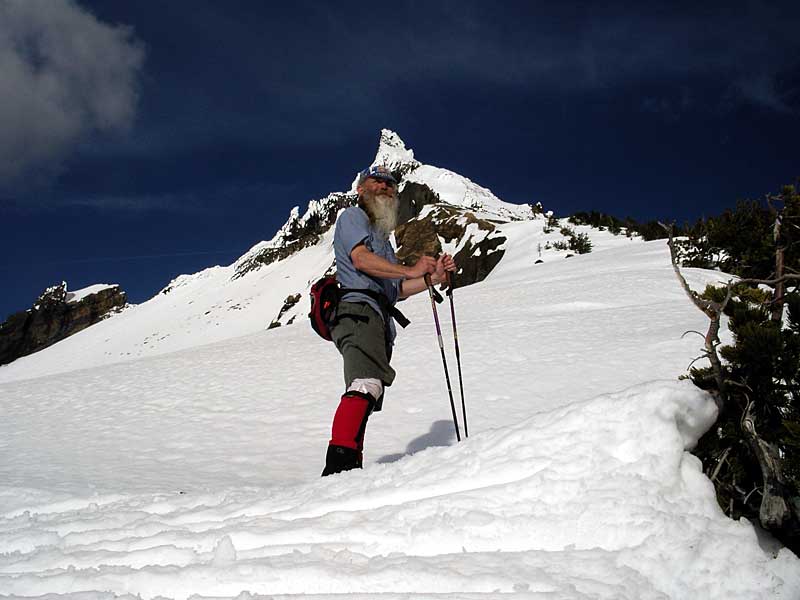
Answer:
[
  {"left": 373, "top": 129, "right": 419, "bottom": 172},
  {"left": 348, "top": 129, "right": 421, "bottom": 191}
]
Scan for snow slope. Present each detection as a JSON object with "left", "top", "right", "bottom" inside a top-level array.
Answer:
[
  {"left": 1, "top": 217, "right": 797, "bottom": 598},
  {"left": 0, "top": 229, "right": 336, "bottom": 384},
  {"left": 404, "top": 164, "right": 534, "bottom": 222}
]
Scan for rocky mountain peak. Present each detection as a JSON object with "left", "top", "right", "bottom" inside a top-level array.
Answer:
[
  {"left": 349, "top": 129, "right": 421, "bottom": 192},
  {"left": 373, "top": 129, "right": 420, "bottom": 171}
]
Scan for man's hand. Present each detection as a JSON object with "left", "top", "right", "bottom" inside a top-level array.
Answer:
[
  {"left": 432, "top": 253, "right": 456, "bottom": 285},
  {"left": 405, "top": 255, "right": 437, "bottom": 279},
  {"left": 398, "top": 254, "right": 458, "bottom": 299}
]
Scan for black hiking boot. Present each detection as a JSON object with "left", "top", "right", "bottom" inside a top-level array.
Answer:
[{"left": 321, "top": 445, "right": 362, "bottom": 477}]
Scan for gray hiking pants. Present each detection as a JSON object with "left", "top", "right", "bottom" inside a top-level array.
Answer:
[{"left": 331, "top": 301, "right": 395, "bottom": 410}]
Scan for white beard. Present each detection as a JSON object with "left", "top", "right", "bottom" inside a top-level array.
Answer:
[{"left": 362, "top": 191, "right": 399, "bottom": 238}]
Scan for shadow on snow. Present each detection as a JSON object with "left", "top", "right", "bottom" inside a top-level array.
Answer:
[{"left": 376, "top": 420, "right": 456, "bottom": 464}]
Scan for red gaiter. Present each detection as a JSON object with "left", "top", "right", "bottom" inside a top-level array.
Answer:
[{"left": 329, "top": 392, "right": 373, "bottom": 450}]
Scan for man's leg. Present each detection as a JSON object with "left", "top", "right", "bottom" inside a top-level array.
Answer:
[
  {"left": 322, "top": 379, "right": 382, "bottom": 477},
  {"left": 324, "top": 303, "right": 394, "bottom": 477}
]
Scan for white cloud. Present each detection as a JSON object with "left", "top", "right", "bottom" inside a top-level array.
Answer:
[
  {"left": 0, "top": 0, "right": 144, "bottom": 186},
  {"left": 735, "top": 74, "right": 795, "bottom": 115}
]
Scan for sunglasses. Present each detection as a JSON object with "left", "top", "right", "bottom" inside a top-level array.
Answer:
[{"left": 368, "top": 176, "right": 396, "bottom": 188}]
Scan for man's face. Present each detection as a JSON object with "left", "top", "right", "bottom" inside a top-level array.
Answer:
[
  {"left": 357, "top": 176, "right": 396, "bottom": 197},
  {"left": 358, "top": 176, "right": 399, "bottom": 237}
]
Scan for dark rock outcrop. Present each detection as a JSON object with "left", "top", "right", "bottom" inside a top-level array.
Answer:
[
  {"left": 268, "top": 293, "right": 302, "bottom": 329},
  {"left": 0, "top": 282, "right": 127, "bottom": 365},
  {"left": 395, "top": 205, "right": 506, "bottom": 289}
]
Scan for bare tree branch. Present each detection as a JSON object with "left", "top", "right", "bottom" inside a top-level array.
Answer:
[
  {"left": 744, "top": 486, "right": 763, "bottom": 504},
  {"left": 660, "top": 222, "right": 728, "bottom": 399},
  {"left": 737, "top": 274, "right": 800, "bottom": 287},
  {"left": 687, "top": 355, "right": 708, "bottom": 370},
  {"left": 710, "top": 447, "right": 732, "bottom": 482},
  {"left": 681, "top": 330, "right": 707, "bottom": 340}
]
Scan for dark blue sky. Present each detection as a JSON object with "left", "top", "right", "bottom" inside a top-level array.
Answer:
[{"left": 1, "top": 0, "right": 799, "bottom": 320}]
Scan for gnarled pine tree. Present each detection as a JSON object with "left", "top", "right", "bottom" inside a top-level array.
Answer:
[{"left": 665, "top": 183, "right": 800, "bottom": 554}]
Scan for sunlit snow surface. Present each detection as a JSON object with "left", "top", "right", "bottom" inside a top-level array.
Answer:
[{"left": 1, "top": 221, "right": 798, "bottom": 598}]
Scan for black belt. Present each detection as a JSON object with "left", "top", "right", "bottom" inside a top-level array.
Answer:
[{"left": 340, "top": 288, "right": 410, "bottom": 329}]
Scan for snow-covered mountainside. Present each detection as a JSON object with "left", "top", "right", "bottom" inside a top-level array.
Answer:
[
  {"left": 1, "top": 218, "right": 798, "bottom": 598},
  {"left": 0, "top": 130, "right": 539, "bottom": 383}
]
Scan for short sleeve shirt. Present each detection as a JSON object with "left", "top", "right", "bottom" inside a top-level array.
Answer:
[{"left": 334, "top": 206, "right": 401, "bottom": 342}]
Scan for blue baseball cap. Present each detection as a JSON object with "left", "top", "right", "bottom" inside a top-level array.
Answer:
[{"left": 358, "top": 165, "right": 397, "bottom": 185}]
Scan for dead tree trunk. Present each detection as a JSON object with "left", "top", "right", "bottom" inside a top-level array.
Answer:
[{"left": 741, "top": 402, "right": 791, "bottom": 529}]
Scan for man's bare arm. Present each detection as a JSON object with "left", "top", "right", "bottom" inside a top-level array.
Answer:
[
  {"left": 351, "top": 244, "right": 436, "bottom": 281},
  {"left": 398, "top": 276, "right": 439, "bottom": 298}
]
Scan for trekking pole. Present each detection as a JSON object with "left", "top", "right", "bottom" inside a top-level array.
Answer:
[
  {"left": 424, "top": 273, "right": 461, "bottom": 442},
  {"left": 446, "top": 272, "right": 468, "bottom": 438}
]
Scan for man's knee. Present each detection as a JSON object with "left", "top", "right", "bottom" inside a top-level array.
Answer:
[{"left": 347, "top": 378, "right": 383, "bottom": 400}]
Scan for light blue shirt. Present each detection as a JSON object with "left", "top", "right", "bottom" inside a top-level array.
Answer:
[{"left": 334, "top": 206, "right": 401, "bottom": 342}]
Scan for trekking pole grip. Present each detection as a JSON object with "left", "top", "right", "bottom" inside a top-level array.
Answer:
[{"left": 424, "top": 273, "right": 444, "bottom": 303}]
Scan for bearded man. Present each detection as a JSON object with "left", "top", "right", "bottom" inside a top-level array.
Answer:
[{"left": 322, "top": 165, "right": 456, "bottom": 476}]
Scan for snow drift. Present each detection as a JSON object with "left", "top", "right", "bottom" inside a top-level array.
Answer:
[{"left": 0, "top": 380, "right": 796, "bottom": 598}]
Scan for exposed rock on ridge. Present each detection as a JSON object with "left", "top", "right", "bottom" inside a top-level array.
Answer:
[
  {"left": 0, "top": 282, "right": 127, "bottom": 365},
  {"left": 233, "top": 192, "right": 355, "bottom": 279}
]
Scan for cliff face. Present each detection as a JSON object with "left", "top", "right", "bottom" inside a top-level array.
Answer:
[{"left": 0, "top": 282, "right": 127, "bottom": 365}]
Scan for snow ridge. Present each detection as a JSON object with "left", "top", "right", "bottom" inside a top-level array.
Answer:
[
  {"left": 0, "top": 378, "right": 796, "bottom": 598},
  {"left": 405, "top": 164, "right": 536, "bottom": 222}
]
